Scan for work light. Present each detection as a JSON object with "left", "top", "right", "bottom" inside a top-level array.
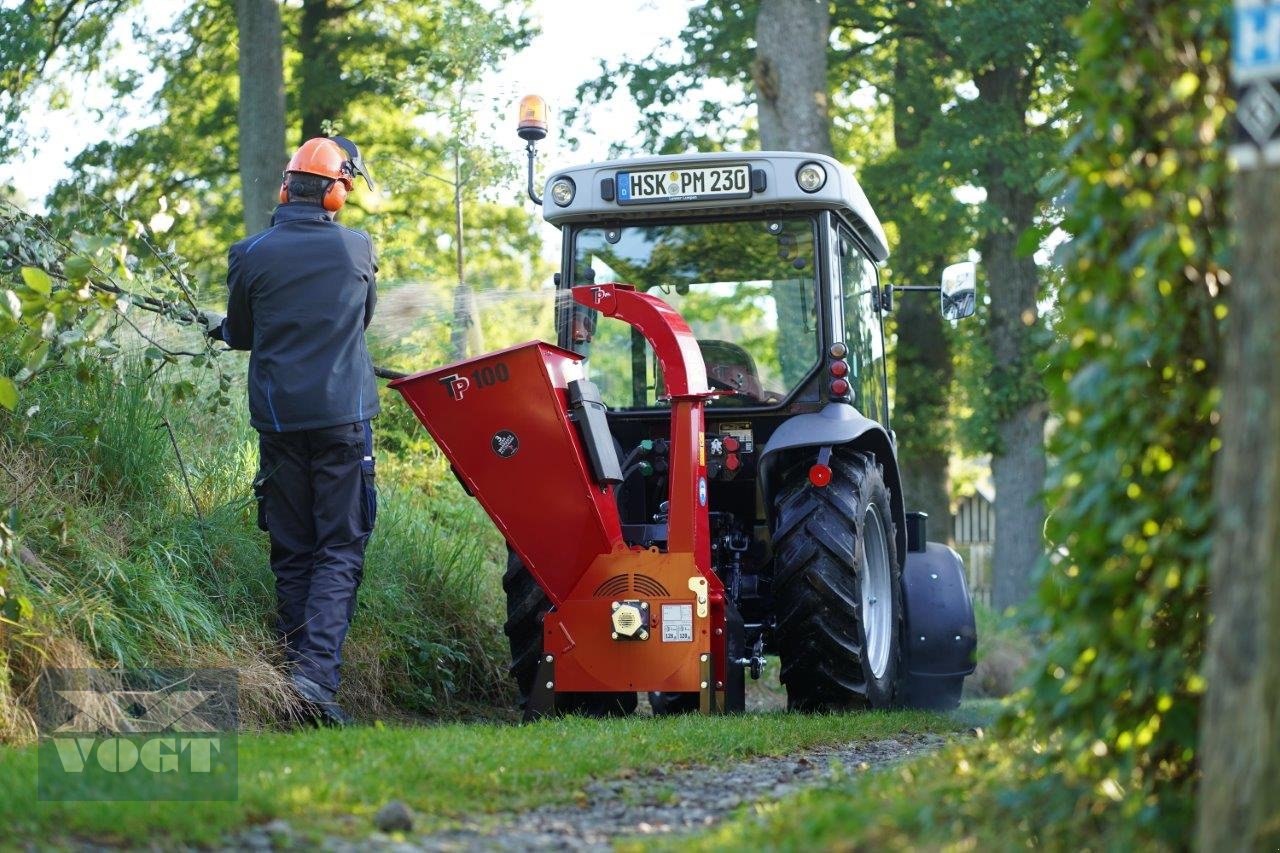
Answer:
[
  {"left": 550, "top": 177, "right": 576, "bottom": 207},
  {"left": 796, "top": 162, "right": 826, "bottom": 193}
]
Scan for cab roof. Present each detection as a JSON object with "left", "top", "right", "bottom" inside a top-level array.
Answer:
[{"left": 540, "top": 151, "right": 889, "bottom": 262}]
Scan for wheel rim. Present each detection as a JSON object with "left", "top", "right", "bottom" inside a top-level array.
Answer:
[{"left": 861, "top": 504, "right": 892, "bottom": 681}]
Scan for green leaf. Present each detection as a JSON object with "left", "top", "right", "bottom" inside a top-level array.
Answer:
[
  {"left": 1016, "top": 223, "right": 1050, "bottom": 258},
  {"left": 21, "top": 267, "right": 52, "bottom": 294},
  {"left": 63, "top": 256, "right": 93, "bottom": 282},
  {"left": 0, "top": 376, "right": 16, "bottom": 412},
  {"left": 23, "top": 341, "right": 49, "bottom": 374},
  {"left": 1, "top": 593, "right": 32, "bottom": 622}
]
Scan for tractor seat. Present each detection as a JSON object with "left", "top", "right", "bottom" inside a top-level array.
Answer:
[{"left": 697, "top": 339, "right": 770, "bottom": 401}]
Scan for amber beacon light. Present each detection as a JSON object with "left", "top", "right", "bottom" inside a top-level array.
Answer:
[
  {"left": 517, "top": 94, "right": 548, "bottom": 141},
  {"left": 517, "top": 95, "right": 549, "bottom": 205}
]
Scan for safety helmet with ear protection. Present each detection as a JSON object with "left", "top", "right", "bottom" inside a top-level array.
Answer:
[{"left": 279, "top": 138, "right": 358, "bottom": 212}]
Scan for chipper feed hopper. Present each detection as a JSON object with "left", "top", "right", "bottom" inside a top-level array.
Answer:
[{"left": 391, "top": 283, "right": 740, "bottom": 716}]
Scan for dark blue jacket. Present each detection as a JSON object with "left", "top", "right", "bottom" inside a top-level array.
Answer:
[{"left": 220, "top": 203, "right": 379, "bottom": 432}]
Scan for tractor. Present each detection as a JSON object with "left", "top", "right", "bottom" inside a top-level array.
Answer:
[{"left": 390, "top": 97, "right": 977, "bottom": 718}]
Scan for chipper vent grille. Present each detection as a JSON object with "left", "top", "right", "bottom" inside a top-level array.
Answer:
[
  {"left": 593, "top": 574, "right": 670, "bottom": 598},
  {"left": 633, "top": 574, "right": 670, "bottom": 597}
]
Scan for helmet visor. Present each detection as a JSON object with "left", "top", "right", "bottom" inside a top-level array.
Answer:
[{"left": 330, "top": 136, "right": 376, "bottom": 191}]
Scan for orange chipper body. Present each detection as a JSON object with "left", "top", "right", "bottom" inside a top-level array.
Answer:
[{"left": 390, "top": 284, "right": 731, "bottom": 710}]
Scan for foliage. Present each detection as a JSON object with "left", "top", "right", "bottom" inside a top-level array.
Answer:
[
  {"left": 0, "top": 209, "right": 114, "bottom": 412},
  {"left": 0, "top": 201, "right": 236, "bottom": 415},
  {"left": 0, "top": 0, "right": 134, "bottom": 158},
  {"left": 573, "top": 1, "right": 1076, "bottom": 462},
  {"left": 887, "top": 0, "right": 1078, "bottom": 458},
  {"left": 0, "top": 708, "right": 962, "bottom": 844},
  {"left": 48, "top": 0, "right": 542, "bottom": 293},
  {"left": 1009, "top": 0, "right": 1230, "bottom": 834},
  {"left": 48, "top": 0, "right": 243, "bottom": 277},
  {"left": 568, "top": 0, "right": 757, "bottom": 154}
]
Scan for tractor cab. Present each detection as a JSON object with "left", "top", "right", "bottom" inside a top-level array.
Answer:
[
  {"left": 540, "top": 153, "right": 898, "bottom": 554},
  {"left": 544, "top": 152, "right": 891, "bottom": 422}
]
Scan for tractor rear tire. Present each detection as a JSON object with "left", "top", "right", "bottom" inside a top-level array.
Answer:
[
  {"left": 771, "top": 451, "right": 903, "bottom": 711},
  {"left": 503, "top": 549, "right": 638, "bottom": 719}
]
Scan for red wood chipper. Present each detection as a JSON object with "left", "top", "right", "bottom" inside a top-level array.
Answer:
[{"left": 392, "top": 283, "right": 739, "bottom": 716}]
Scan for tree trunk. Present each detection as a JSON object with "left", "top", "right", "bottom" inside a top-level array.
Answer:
[
  {"left": 982, "top": 175, "right": 1047, "bottom": 610},
  {"left": 989, "top": 391, "right": 1047, "bottom": 608},
  {"left": 235, "top": 0, "right": 286, "bottom": 234},
  {"left": 753, "top": 0, "right": 832, "bottom": 153},
  {"left": 889, "top": 32, "right": 953, "bottom": 538},
  {"left": 974, "top": 60, "right": 1047, "bottom": 612},
  {"left": 1197, "top": 161, "right": 1280, "bottom": 851},
  {"left": 298, "top": 0, "right": 342, "bottom": 141},
  {"left": 448, "top": 144, "right": 481, "bottom": 360}
]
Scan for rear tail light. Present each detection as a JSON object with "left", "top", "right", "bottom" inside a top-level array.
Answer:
[
  {"left": 830, "top": 378, "right": 850, "bottom": 397},
  {"left": 829, "top": 360, "right": 848, "bottom": 378}
]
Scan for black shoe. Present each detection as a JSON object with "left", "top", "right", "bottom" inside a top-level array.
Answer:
[{"left": 290, "top": 674, "right": 353, "bottom": 727}]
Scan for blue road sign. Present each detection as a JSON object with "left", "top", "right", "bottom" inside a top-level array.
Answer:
[{"left": 1236, "top": 1, "right": 1280, "bottom": 83}]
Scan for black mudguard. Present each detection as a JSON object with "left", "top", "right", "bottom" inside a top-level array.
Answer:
[
  {"left": 900, "top": 543, "right": 977, "bottom": 709},
  {"left": 759, "top": 402, "right": 908, "bottom": 560}
]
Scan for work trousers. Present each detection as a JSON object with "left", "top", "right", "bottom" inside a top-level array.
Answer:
[{"left": 256, "top": 421, "right": 376, "bottom": 696}]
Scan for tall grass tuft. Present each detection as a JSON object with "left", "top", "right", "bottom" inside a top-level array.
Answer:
[{"left": 0, "top": 355, "right": 509, "bottom": 741}]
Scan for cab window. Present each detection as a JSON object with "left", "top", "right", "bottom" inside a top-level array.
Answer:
[
  {"left": 567, "top": 216, "right": 821, "bottom": 410},
  {"left": 837, "top": 232, "right": 886, "bottom": 421}
]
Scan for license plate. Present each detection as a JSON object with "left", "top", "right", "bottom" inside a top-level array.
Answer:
[{"left": 615, "top": 164, "right": 752, "bottom": 204}]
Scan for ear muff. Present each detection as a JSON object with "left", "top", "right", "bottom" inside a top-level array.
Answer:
[{"left": 322, "top": 178, "right": 350, "bottom": 212}]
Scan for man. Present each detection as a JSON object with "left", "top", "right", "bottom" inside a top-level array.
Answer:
[{"left": 204, "top": 136, "right": 379, "bottom": 726}]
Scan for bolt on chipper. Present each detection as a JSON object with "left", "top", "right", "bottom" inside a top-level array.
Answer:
[{"left": 390, "top": 97, "right": 977, "bottom": 718}]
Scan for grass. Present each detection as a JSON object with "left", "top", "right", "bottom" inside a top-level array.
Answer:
[
  {"left": 0, "top": 709, "right": 963, "bottom": 846},
  {"left": 659, "top": 737, "right": 1129, "bottom": 852},
  {"left": 1, "top": 354, "right": 511, "bottom": 737},
  {"left": 658, "top": 702, "right": 1176, "bottom": 852},
  {"left": 966, "top": 601, "right": 1035, "bottom": 699}
]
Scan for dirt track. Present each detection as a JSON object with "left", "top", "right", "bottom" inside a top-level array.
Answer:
[{"left": 233, "top": 730, "right": 946, "bottom": 852}]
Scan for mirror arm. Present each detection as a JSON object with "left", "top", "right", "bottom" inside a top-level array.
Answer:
[
  {"left": 526, "top": 140, "right": 543, "bottom": 206},
  {"left": 889, "top": 285, "right": 941, "bottom": 292}
]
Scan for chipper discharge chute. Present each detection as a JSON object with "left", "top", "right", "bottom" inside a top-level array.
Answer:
[{"left": 390, "top": 283, "right": 741, "bottom": 717}]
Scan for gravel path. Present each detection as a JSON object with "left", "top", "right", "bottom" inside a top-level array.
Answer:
[{"left": 237, "top": 731, "right": 948, "bottom": 852}]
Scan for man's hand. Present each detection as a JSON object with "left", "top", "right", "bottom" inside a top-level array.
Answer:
[{"left": 200, "top": 310, "right": 226, "bottom": 341}]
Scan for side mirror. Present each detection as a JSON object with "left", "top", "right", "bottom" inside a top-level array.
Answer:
[{"left": 940, "top": 261, "right": 977, "bottom": 320}]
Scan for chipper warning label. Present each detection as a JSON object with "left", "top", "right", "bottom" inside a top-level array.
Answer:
[{"left": 661, "top": 604, "right": 694, "bottom": 642}]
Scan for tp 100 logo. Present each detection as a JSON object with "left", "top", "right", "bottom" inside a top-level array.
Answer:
[{"left": 439, "top": 363, "right": 512, "bottom": 402}]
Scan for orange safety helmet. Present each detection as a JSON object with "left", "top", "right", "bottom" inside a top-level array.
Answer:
[{"left": 279, "top": 138, "right": 354, "bottom": 212}]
